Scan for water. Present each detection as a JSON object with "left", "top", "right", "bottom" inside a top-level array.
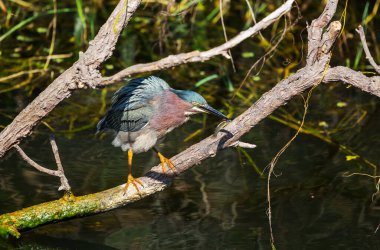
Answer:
[{"left": 1, "top": 97, "right": 380, "bottom": 249}]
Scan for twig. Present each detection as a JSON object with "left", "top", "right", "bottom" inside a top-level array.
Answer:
[
  {"left": 14, "top": 145, "right": 57, "bottom": 176},
  {"left": 230, "top": 141, "right": 257, "bottom": 149},
  {"left": 219, "top": 0, "right": 236, "bottom": 72},
  {"left": 14, "top": 137, "right": 71, "bottom": 191},
  {"left": 356, "top": 25, "right": 380, "bottom": 74},
  {"left": 49, "top": 135, "right": 71, "bottom": 191}
]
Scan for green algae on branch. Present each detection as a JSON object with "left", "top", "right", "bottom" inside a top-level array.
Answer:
[
  {"left": 0, "top": 175, "right": 167, "bottom": 239},
  {"left": 0, "top": 191, "right": 102, "bottom": 238},
  {"left": 0, "top": 191, "right": 96, "bottom": 238}
]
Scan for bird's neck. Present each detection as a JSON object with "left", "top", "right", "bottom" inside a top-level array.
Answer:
[{"left": 149, "top": 90, "right": 193, "bottom": 135}]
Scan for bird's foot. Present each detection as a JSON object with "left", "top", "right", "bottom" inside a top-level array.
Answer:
[
  {"left": 157, "top": 152, "right": 176, "bottom": 174},
  {"left": 123, "top": 174, "right": 143, "bottom": 196}
]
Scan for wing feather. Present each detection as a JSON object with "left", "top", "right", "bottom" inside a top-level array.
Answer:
[{"left": 97, "top": 76, "right": 169, "bottom": 133}]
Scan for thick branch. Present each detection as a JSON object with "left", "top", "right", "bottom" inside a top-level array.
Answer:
[
  {"left": 356, "top": 25, "right": 380, "bottom": 74},
  {"left": 306, "top": 0, "right": 338, "bottom": 65},
  {"left": 99, "top": 0, "right": 295, "bottom": 86},
  {"left": 0, "top": 0, "right": 141, "bottom": 158}
]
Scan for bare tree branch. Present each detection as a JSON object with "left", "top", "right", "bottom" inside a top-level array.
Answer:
[
  {"left": 356, "top": 25, "right": 380, "bottom": 74},
  {"left": 324, "top": 66, "right": 380, "bottom": 97},
  {"left": 49, "top": 135, "right": 71, "bottom": 191},
  {"left": 306, "top": 0, "right": 338, "bottom": 65},
  {"left": 14, "top": 145, "right": 58, "bottom": 177},
  {"left": 13, "top": 137, "right": 71, "bottom": 192},
  {"left": 98, "top": 0, "right": 295, "bottom": 86},
  {"left": 230, "top": 141, "right": 257, "bottom": 149}
]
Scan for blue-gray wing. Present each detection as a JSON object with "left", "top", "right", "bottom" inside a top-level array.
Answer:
[
  {"left": 97, "top": 76, "right": 169, "bottom": 133},
  {"left": 97, "top": 104, "right": 153, "bottom": 132}
]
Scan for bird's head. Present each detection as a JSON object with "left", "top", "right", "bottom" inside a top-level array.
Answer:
[{"left": 171, "top": 89, "right": 230, "bottom": 120}]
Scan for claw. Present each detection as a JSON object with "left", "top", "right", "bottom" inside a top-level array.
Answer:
[
  {"left": 123, "top": 174, "right": 144, "bottom": 196},
  {"left": 157, "top": 152, "right": 176, "bottom": 174}
]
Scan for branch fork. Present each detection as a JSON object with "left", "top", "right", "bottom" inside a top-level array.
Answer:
[{"left": 14, "top": 136, "right": 71, "bottom": 192}]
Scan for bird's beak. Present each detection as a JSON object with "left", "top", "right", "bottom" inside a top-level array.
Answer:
[{"left": 199, "top": 104, "right": 230, "bottom": 121}]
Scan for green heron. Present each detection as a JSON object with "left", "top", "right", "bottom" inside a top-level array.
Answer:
[{"left": 97, "top": 76, "right": 229, "bottom": 194}]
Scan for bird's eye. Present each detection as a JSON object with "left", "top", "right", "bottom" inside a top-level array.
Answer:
[{"left": 191, "top": 101, "right": 200, "bottom": 106}]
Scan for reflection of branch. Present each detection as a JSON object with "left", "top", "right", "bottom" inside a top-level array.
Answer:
[
  {"left": 14, "top": 136, "right": 71, "bottom": 192},
  {"left": 193, "top": 169, "right": 210, "bottom": 216},
  {"left": 356, "top": 25, "right": 380, "bottom": 74}
]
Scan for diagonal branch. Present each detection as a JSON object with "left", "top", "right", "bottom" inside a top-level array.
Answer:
[
  {"left": 98, "top": 0, "right": 295, "bottom": 86},
  {"left": 356, "top": 25, "right": 380, "bottom": 74}
]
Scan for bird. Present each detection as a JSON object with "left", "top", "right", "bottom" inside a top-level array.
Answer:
[{"left": 97, "top": 76, "right": 230, "bottom": 194}]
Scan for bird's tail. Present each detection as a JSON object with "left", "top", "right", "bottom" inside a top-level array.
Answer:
[{"left": 96, "top": 117, "right": 106, "bottom": 135}]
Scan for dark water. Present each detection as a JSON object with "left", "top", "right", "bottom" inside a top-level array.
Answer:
[{"left": 1, "top": 86, "right": 380, "bottom": 249}]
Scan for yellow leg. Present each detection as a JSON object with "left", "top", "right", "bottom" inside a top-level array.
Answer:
[
  {"left": 154, "top": 148, "right": 176, "bottom": 174},
  {"left": 123, "top": 149, "right": 143, "bottom": 195}
]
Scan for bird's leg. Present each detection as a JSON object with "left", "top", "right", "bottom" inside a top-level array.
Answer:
[
  {"left": 153, "top": 147, "right": 176, "bottom": 174},
  {"left": 124, "top": 149, "right": 143, "bottom": 195}
]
